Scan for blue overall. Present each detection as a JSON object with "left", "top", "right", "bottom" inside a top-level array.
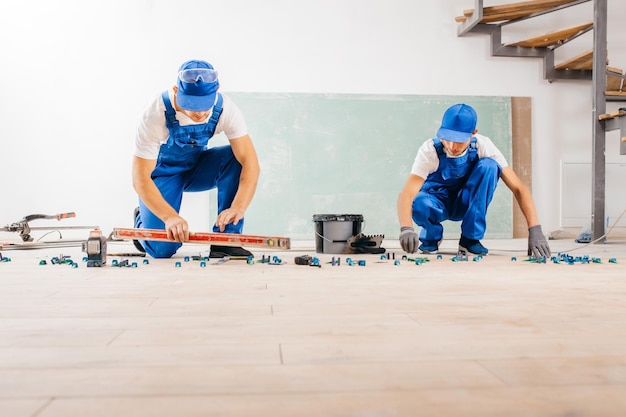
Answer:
[
  {"left": 411, "top": 137, "right": 501, "bottom": 244},
  {"left": 135, "top": 91, "right": 243, "bottom": 258}
]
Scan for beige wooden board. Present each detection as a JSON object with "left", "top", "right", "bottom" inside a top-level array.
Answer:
[
  {"left": 510, "top": 97, "right": 532, "bottom": 239},
  {"left": 506, "top": 21, "right": 592, "bottom": 48}
]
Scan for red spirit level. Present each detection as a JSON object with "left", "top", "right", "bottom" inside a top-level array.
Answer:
[{"left": 110, "top": 228, "right": 291, "bottom": 250}]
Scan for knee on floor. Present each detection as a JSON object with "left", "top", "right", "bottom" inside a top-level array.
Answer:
[{"left": 144, "top": 242, "right": 180, "bottom": 259}]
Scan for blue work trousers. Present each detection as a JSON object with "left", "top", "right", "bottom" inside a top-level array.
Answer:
[
  {"left": 136, "top": 145, "right": 242, "bottom": 258},
  {"left": 412, "top": 158, "right": 501, "bottom": 242}
]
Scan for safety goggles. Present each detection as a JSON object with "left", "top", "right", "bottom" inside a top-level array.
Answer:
[{"left": 178, "top": 68, "right": 218, "bottom": 83}]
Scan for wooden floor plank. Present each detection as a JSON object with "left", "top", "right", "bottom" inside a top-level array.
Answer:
[{"left": 1, "top": 240, "right": 625, "bottom": 417}]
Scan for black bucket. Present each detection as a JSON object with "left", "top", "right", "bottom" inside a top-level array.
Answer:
[{"left": 312, "top": 214, "right": 364, "bottom": 254}]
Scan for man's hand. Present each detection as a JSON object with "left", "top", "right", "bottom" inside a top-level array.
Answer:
[
  {"left": 399, "top": 226, "right": 419, "bottom": 253},
  {"left": 528, "top": 225, "right": 551, "bottom": 259},
  {"left": 164, "top": 214, "right": 189, "bottom": 242},
  {"left": 215, "top": 207, "right": 245, "bottom": 232}
]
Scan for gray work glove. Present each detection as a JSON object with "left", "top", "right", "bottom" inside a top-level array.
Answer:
[
  {"left": 528, "top": 225, "right": 551, "bottom": 259},
  {"left": 399, "top": 226, "right": 419, "bottom": 253}
]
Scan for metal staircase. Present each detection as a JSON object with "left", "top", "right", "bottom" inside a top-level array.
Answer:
[{"left": 456, "top": 0, "right": 626, "bottom": 241}]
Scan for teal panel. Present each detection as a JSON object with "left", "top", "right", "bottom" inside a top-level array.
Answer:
[{"left": 221, "top": 93, "right": 512, "bottom": 240}]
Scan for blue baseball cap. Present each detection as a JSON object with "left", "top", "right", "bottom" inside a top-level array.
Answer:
[
  {"left": 176, "top": 59, "right": 219, "bottom": 112},
  {"left": 436, "top": 104, "right": 477, "bottom": 143}
]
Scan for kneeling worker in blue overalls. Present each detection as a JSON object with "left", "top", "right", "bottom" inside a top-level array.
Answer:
[
  {"left": 397, "top": 103, "right": 551, "bottom": 258},
  {"left": 132, "top": 59, "right": 260, "bottom": 259}
]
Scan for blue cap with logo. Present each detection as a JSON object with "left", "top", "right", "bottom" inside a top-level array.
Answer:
[
  {"left": 176, "top": 59, "right": 220, "bottom": 112},
  {"left": 436, "top": 104, "right": 477, "bottom": 143}
]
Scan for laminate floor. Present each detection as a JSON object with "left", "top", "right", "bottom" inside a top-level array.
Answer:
[{"left": 0, "top": 237, "right": 625, "bottom": 417}]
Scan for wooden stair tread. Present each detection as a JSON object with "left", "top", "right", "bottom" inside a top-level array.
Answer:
[
  {"left": 456, "top": 0, "right": 579, "bottom": 23},
  {"left": 554, "top": 53, "right": 618, "bottom": 73},
  {"left": 605, "top": 91, "right": 626, "bottom": 96},
  {"left": 506, "top": 21, "right": 593, "bottom": 47},
  {"left": 554, "top": 50, "right": 593, "bottom": 70},
  {"left": 607, "top": 67, "right": 624, "bottom": 91},
  {"left": 598, "top": 109, "right": 626, "bottom": 121}
]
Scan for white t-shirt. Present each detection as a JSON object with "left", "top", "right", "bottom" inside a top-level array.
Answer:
[
  {"left": 134, "top": 89, "right": 248, "bottom": 160},
  {"left": 410, "top": 133, "right": 508, "bottom": 179}
]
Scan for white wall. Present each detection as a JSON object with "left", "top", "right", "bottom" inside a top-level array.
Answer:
[{"left": 1, "top": 0, "right": 624, "bottom": 238}]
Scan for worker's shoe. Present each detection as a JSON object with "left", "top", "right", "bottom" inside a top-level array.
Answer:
[
  {"left": 458, "top": 235, "right": 488, "bottom": 255},
  {"left": 419, "top": 240, "right": 441, "bottom": 254},
  {"left": 132, "top": 207, "right": 146, "bottom": 253},
  {"left": 209, "top": 245, "right": 253, "bottom": 259}
]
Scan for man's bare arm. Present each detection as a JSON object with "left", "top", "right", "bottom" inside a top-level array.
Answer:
[
  {"left": 132, "top": 155, "right": 189, "bottom": 241},
  {"left": 214, "top": 134, "right": 260, "bottom": 231}
]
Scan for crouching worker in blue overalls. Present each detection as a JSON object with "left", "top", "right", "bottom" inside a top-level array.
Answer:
[
  {"left": 397, "top": 103, "right": 550, "bottom": 258},
  {"left": 132, "top": 59, "right": 260, "bottom": 259}
]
